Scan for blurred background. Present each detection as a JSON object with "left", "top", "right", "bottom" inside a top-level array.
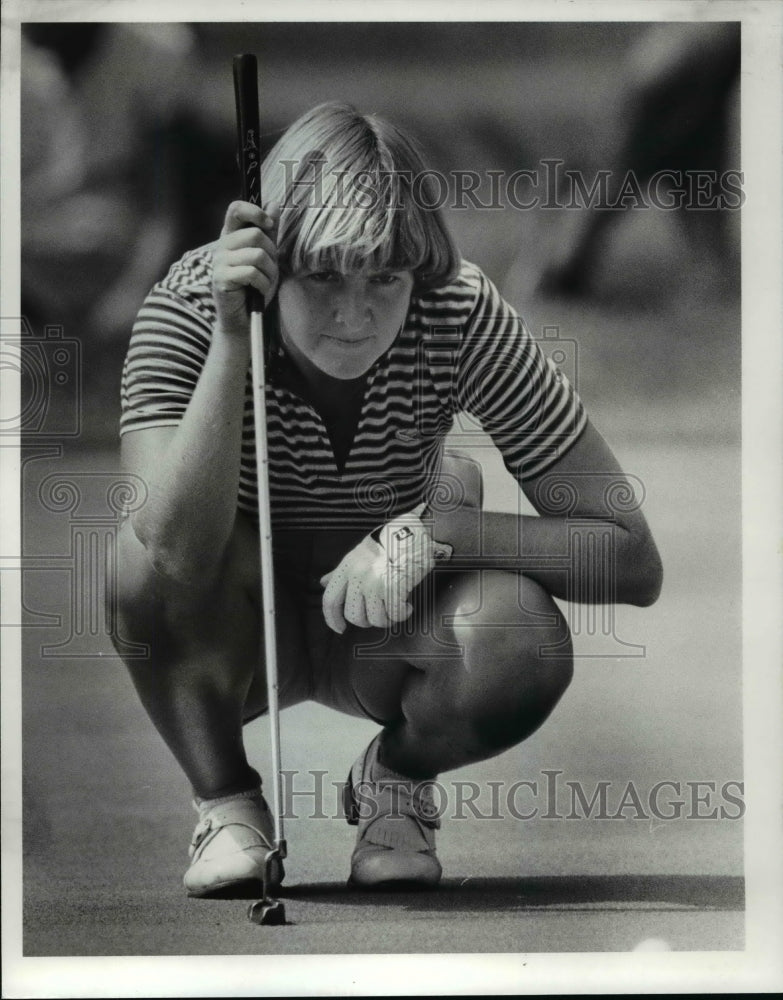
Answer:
[
  {"left": 19, "top": 20, "right": 745, "bottom": 954},
  {"left": 20, "top": 20, "right": 740, "bottom": 444}
]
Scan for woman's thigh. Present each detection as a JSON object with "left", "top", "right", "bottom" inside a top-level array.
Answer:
[
  {"left": 315, "top": 567, "right": 484, "bottom": 724},
  {"left": 242, "top": 527, "right": 463, "bottom": 724},
  {"left": 244, "top": 528, "right": 569, "bottom": 727},
  {"left": 319, "top": 567, "right": 570, "bottom": 726},
  {"left": 198, "top": 514, "right": 317, "bottom": 718}
]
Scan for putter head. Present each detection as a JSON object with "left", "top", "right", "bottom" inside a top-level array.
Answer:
[
  {"left": 247, "top": 898, "right": 287, "bottom": 925},
  {"left": 247, "top": 846, "right": 289, "bottom": 926}
]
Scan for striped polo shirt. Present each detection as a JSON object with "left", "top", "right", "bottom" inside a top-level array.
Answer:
[{"left": 120, "top": 247, "right": 587, "bottom": 528}]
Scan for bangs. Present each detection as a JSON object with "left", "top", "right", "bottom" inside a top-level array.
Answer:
[
  {"left": 282, "top": 169, "right": 436, "bottom": 277},
  {"left": 264, "top": 104, "right": 460, "bottom": 289},
  {"left": 295, "top": 234, "right": 427, "bottom": 279}
]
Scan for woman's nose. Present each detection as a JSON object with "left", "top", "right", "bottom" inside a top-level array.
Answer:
[{"left": 333, "top": 282, "right": 371, "bottom": 328}]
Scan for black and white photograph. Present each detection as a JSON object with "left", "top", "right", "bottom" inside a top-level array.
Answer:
[{"left": 2, "top": 0, "right": 781, "bottom": 995}]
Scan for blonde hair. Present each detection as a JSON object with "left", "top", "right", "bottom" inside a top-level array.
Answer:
[{"left": 261, "top": 103, "right": 460, "bottom": 289}]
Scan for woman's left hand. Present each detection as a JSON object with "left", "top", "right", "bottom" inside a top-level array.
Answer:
[{"left": 319, "top": 504, "right": 452, "bottom": 633}]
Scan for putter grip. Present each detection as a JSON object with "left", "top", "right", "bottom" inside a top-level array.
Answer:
[{"left": 233, "top": 53, "right": 264, "bottom": 314}]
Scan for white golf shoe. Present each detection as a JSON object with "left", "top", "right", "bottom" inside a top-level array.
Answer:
[
  {"left": 183, "top": 790, "right": 284, "bottom": 898},
  {"left": 343, "top": 735, "right": 442, "bottom": 888}
]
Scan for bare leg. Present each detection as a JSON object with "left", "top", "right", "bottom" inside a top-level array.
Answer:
[
  {"left": 349, "top": 570, "right": 573, "bottom": 779},
  {"left": 112, "top": 512, "right": 307, "bottom": 799}
]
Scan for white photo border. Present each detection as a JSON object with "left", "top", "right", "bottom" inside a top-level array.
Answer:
[{"left": 2, "top": 0, "right": 781, "bottom": 995}]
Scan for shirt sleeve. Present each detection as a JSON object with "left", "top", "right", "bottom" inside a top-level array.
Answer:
[
  {"left": 119, "top": 248, "right": 216, "bottom": 436},
  {"left": 456, "top": 270, "right": 587, "bottom": 481}
]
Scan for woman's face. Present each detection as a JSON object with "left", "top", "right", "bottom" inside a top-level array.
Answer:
[{"left": 277, "top": 269, "right": 415, "bottom": 380}]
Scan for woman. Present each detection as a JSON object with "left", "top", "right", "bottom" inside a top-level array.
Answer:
[{"left": 116, "top": 102, "right": 662, "bottom": 896}]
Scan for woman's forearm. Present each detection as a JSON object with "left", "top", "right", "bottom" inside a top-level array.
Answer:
[
  {"left": 131, "top": 329, "right": 251, "bottom": 581},
  {"left": 433, "top": 508, "right": 663, "bottom": 607}
]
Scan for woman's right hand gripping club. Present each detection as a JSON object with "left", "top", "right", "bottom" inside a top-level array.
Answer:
[{"left": 212, "top": 200, "right": 279, "bottom": 340}]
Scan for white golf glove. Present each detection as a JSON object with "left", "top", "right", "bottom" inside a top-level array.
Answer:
[{"left": 320, "top": 503, "right": 453, "bottom": 633}]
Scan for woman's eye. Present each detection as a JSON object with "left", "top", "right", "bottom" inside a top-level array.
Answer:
[
  {"left": 307, "top": 271, "right": 339, "bottom": 283},
  {"left": 371, "top": 273, "right": 400, "bottom": 286}
]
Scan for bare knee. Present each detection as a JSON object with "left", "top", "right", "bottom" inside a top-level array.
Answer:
[
  {"left": 440, "top": 571, "right": 573, "bottom": 750},
  {"left": 110, "top": 519, "right": 166, "bottom": 643},
  {"left": 453, "top": 570, "right": 572, "bottom": 679},
  {"left": 110, "top": 516, "right": 257, "bottom": 659}
]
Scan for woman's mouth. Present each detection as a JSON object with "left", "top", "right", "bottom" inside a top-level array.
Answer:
[{"left": 323, "top": 334, "right": 375, "bottom": 348}]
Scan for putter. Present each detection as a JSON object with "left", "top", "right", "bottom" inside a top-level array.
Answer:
[{"left": 232, "top": 52, "right": 288, "bottom": 928}]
